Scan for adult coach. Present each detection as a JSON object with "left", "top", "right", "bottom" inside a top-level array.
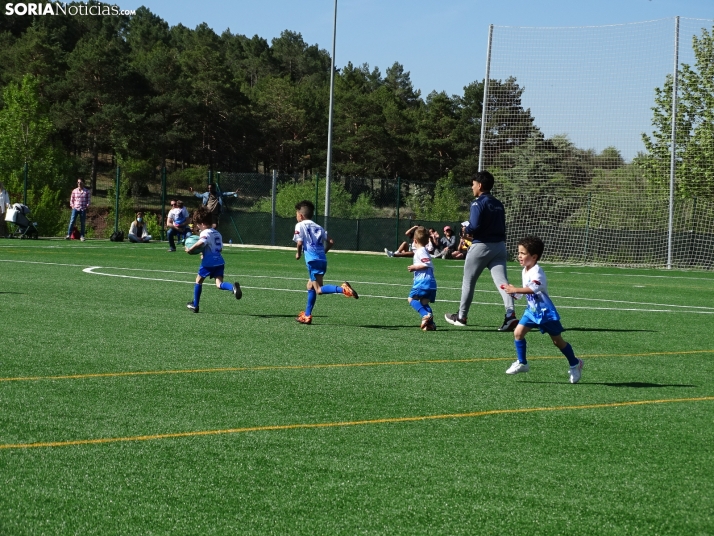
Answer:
[
  {"left": 66, "top": 178, "right": 90, "bottom": 241},
  {"left": 444, "top": 171, "right": 518, "bottom": 331},
  {"left": 189, "top": 183, "right": 237, "bottom": 229}
]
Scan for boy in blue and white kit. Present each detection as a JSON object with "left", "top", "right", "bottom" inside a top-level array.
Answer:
[
  {"left": 501, "top": 235, "right": 583, "bottom": 383},
  {"left": 294, "top": 200, "right": 358, "bottom": 324},
  {"left": 407, "top": 226, "right": 438, "bottom": 331},
  {"left": 186, "top": 207, "right": 242, "bottom": 313}
]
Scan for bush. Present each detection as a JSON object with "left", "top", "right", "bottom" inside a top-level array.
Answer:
[
  {"left": 254, "top": 178, "right": 354, "bottom": 218},
  {"left": 167, "top": 166, "right": 209, "bottom": 191}
]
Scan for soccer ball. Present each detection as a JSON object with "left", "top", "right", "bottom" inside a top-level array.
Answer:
[{"left": 184, "top": 235, "right": 204, "bottom": 254}]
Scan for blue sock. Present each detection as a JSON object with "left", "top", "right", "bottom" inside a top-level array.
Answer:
[
  {"left": 410, "top": 300, "right": 430, "bottom": 317},
  {"left": 561, "top": 343, "right": 579, "bottom": 367},
  {"left": 219, "top": 282, "right": 233, "bottom": 291},
  {"left": 193, "top": 284, "right": 203, "bottom": 307},
  {"left": 305, "top": 289, "right": 317, "bottom": 316},
  {"left": 515, "top": 339, "right": 527, "bottom": 364},
  {"left": 321, "top": 285, "right": 342, "bottom": 294}
]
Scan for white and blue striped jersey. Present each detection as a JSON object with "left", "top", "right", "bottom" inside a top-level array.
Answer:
[
  {"left": 411, "top": 246, "right": 437, "bottom": 292},
  {"left": 520, "top": 264, "right": 560, "bottom": 323},
  {"left": 293, "top": 220, "right": 328, "bottom": 264},
  {"left": 198, "top": 228, "right": 225, "bottom": 268}
]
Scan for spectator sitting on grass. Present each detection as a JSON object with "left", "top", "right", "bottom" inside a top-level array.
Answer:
[
  {"left": 385, "top": 225, "right": 420, "bottom": 258},
  {"left": 128, "top": 211, "right": 152, "bottom": 243}
]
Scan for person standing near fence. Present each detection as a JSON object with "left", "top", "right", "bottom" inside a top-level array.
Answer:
[
  {"left": 0, "top": 182, "right": 10, "bottom": 238},
  {"left": 65, "top": 178, "right": 90, "bottom": 241},
  {"left": 444, "top": 171, "right": 518, "bottom": 331},
  {"left": 189, "top": 183, "right": 237, "bottom": 229}
]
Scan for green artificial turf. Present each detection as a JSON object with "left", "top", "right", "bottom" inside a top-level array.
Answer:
[{"left": 1, "top": 240, "right": 713, "bottom": 535}]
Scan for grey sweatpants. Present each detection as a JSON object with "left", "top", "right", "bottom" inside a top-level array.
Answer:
[{"left": 458, "top": 241, "right": 514, "bottom": 319}]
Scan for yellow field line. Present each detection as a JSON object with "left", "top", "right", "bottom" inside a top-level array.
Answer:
[
  {"left": 2, "top": 396, "right": 712, "bottom": 450},
  {"left": 1, "top": 349, "right": 713, "bottom": 383}
]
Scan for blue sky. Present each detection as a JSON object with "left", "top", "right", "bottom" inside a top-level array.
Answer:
[
  {"left": 125, "top": 0, "right": 713, "bottom": 97},
  {"left": 123, "top": 0, "right": 712, "bottom": 158}
]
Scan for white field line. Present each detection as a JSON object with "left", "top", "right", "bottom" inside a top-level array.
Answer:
[
  {"left": 2, "top": 258, "right": 712, "bottom": 314},
  {"left": 80, "top": 266, "right": 714, "bottom": 314}
]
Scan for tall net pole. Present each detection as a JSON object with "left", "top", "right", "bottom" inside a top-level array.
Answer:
[
  {"left": 478, "top": 24, "right": 494, "bottom": 172},
  {"left": 324, "top": 0, "right": 337, "bottom": 231},
  {"left": 667, "top": 16, "right": 679, "bottom": 270}
]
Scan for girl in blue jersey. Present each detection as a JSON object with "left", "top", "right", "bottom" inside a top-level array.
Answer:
[
  {"left": 407, "top": 227, "right": 438, "bottom": 331},
  {"left": 293, "top": 200, "right": 358, "bottom": 325},
  {"left": 185, "top": 207, "right": 241, "bottom": 313},
  {"left": 501, "top": 235, "right": 583, "bottom": 383}
]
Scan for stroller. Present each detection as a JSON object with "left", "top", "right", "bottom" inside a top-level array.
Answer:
[{"left": 5, "top": 203, "right": 39, "bottom": 239}]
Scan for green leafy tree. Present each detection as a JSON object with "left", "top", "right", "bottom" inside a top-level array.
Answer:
[
  {"left": 0, "top": 74, "right": 72, "bottom": 235},
  {"left": 255, "top": 178, "right": 353, "bottom": 218},
  {"left": 639, "top": 25, "right": 714, "bottom": 199},
  {"left": 408, "top": 173, "right": 467, "bottom": 221}
]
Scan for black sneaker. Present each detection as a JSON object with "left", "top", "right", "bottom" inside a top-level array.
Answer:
[
  {"left": 497, "top": 313, "right": 518, "bottom": 332},
  {"left": 444, "top": 313, "right": 467, "bottom": 326},
  {"left": 187, "top": 301, "right": 199, "bottom": 313},
  {"left": 233, "top": 281, "right": 242, "bottom": 300}
]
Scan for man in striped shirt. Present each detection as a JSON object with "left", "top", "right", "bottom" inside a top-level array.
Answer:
[{"left": 66, "top": 179, "right": 91, "bottom": 241}]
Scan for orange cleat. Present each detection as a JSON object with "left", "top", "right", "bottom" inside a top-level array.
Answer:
[
  {"left": 420, "top": 313, "right": 434, "bottom": 330},
  {"left": 341, "top": 281, "right": 359, "bottom": 299},
  {"left": 296, "top": 311, "right": 312, "bottom": 324}
]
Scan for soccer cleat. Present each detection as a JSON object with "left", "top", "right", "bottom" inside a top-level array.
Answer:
[
  {"left": 168, "top": 248, "right": 176, "bottom": 252},
  {"left": 341, "top": 281, "right": 359, "bottom": 299},
  {"left": 65, "top": 235, "right": 70, "bottom": 240},
  {"left": 444, "top": 313, "right": 467, "bottom": 326},
  {"left": 422, "top": 320, "right": 437, "bottom": 331},
  {"left": 186, "top": 301, "right": 199, "bottom": 313},
  {"left": 233, "top": 281, "right": 242, "bottom": 300},
  {"left": 569, "top": 359, "right": 584, "bottom": 384},
  {"left": 384, "top": 248, "right": 394, "bottom": 257},
  {"left": 420, "top": 313, "right": 434, "bottom": 330},
  {"left": 296, "top": 311, "right": 312, "bottom": 324},
  {"left": 506, "top": 361, "right": 530, "bottom": 374},
  {"left": 497, "top": 312, "right": 518, "bottom": 332},
  {"left": 80, "top": 236, "right": 86, "bottom": 242}
]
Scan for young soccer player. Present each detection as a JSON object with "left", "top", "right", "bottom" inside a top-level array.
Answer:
[
  {"left": 185, "top": 206, "right": 241, "bottom": 313},
  {"left": 293, "top": 200, "right": 358, "bottom": 324},
  {"left": 407, "top": 226, "right": 438, "bottom": 331},
  {"left": 501, "top": 235, "right": 583, "bottom": 383}
]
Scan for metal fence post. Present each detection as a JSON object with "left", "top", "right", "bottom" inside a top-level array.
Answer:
[
  {"left": 114, "top": 166, "right": 121, "bottom": 234},
  {"left": 355, "top": 218, "right": 360, "bottom": 251},
  {"left": 315, "top": 173, "right": 319, "bottom": 219},
  {"left": 23, "top": 162, "right": 28, "bottom": 206},
  {"left": 395, "top": 176, "right": 401, "bottom": 249},
  {"left": 667, "top": 16, "right": 680, "bottom": 269},
  {"left": 583, "top": 192, "right": 591, "bottom": 261},
  {"left": 478, "top": 24, "right": 494, "bottom": 172},
  {"left": 160, "top": 167, "right": 166, "bottom": 241},
  {"left": 271, "top": 169, "right": 277, "bottom": 246}
]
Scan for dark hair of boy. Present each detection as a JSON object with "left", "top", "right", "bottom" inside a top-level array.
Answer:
[
  {"left": 193, "top": 206, "right": 212, "bottom": 226},
  {"left": 413, "top": 226, "right": 430, "bottom": 247},
  {"left": 295, "top": 200, "right": 315, "bottom": 219},
  {"left": 472, "top": 170, "right": 495, "bottom": 192},
  {"left": 518, "top": 235, "right": 545, "bottom": 261}
]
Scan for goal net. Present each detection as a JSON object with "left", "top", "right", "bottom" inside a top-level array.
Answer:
[{"left": 481, "top": 17, "right": 714, "bottom": 269}]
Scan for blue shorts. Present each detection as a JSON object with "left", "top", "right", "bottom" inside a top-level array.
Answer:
[
  {"left": 409, "top": 287, "right": 437, "bottom": 303},
  {"left": 518, "top": 315, "right": 565, "bottom": 336},
  {"left": 198, "top": 264, "right": 225, "bottom": 279},
  {"left": 306, "top": 259, "right": 327, "bottom": 281}
]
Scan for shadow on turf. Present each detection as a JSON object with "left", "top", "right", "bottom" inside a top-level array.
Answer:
[
  {"left": 566, "top": 327, "right": 658, "bottom": 333},
  {"left": 520, "top": 381, "right": 696, "bottom": 388}
]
